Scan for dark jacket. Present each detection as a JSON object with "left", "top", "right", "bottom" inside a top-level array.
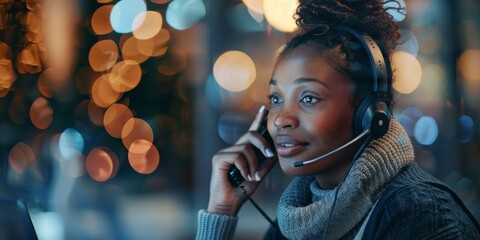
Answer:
[{"left": 265, "top": 163, "right": 480, "bottom": 239}]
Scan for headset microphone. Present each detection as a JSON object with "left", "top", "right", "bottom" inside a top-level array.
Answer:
[{"left": 293, "top": 128, "right": 371, "bottom": 167}]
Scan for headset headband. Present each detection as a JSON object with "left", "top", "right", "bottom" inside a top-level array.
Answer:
[{"left": 333, "top": 26, "right": 388, "bottom": 96}]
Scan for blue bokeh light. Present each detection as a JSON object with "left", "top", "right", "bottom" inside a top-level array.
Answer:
[
  {"left": 166, "top": 0, "right": 206, "bottom": 30},
  {"left": 217, "top": 112, "right": 249, "bottom": 144},
  {"left": 110, "top": 0, "right": 147, "bottom": 33},
  {"left": 458, "top": 115, "right": 474, "bottom": 143},
  {"left": 59, "top": 128, "right": 84, "bottom": 159},
  {"left": 395, "top": 106, "right": 423, "bottom": 136},
  {"left": 413, "top": 115, "right": 438, "bottom": 145}
]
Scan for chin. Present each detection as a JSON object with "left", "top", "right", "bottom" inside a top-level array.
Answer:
[{"left": 279, "top": 160, "right": 313, "bottom": 177}]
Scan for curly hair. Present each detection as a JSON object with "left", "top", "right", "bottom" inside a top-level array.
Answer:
[{"left": 281, "top": 0, "right": 404, "bottom": 107}]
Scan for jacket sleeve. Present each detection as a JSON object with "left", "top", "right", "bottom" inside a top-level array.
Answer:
[
  {"left": 196, "top": 209, "right": 238, "bottom": 240},
  {"left": 362, "top": 183, "right": 480, "bottom": 240}
]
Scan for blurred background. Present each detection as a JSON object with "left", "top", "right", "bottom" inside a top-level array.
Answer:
[{"left": 0, "top": 0, "right": 479, "bottom": 239}]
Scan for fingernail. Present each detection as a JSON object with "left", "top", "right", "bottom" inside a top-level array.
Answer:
[
  {"left": 247, "top": 174, "right": 253, "bottom": 182},
  {"left": 258, "top": 105, "right": 265, "bottom": 113},
  {"left": 265, "top": 148, "right": 274, "bottom": 157},
  {"left": 255, "top": 172, "right": 261, "bottom": 181}
]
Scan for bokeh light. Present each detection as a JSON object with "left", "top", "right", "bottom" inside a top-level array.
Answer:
[
  {"left": 43, "top": 0, "right": 77, "bottom": 79},
  {"left": 104, "top": 103, "right": 134, "bottom": 138},
  {"left": 121, "top": 35, "right": 150, "bottom": 64},
  {"left": 110, "top": 0, "right": 147, "bottom": 34},
  {"left": 121, "top": 118, "right": 154, "bottom": 149},
  {"left": 8, "top": 142, "right": 36, "bottom": 173},
  {"left": 414, "top": 115, "right": 438, "bottom": 145},
  {"left": 0, "top": 58, "right": 16, "bottom": 91},
  {"left": 458, "top": 49, "right": 480, "bottom": 81},
  {"left": 91, "top": 74, "right": 122, "bottom": 108},
  {"left": 396, "top": 29, "right": 419, "bottom": 56},
  {"left": 59, "top": 128, "right": 84, "bottom": 159},
  {"left": 165, "top": 0, "right": 206, "bottom": 30},
  {"left": 109, "top": 60, "right": 142, "bottom": 92},
  {"left": 243, "top": 0, "right": 264, "bottom": 14},
  {"left": 85, "top": 147, "right": 118, "bottom": 182},
  {"left": 213, "top": 51, "right": 256, "bottom": 92},
  {"left": 91, "top": 5, "right": 114, "bottom": 35},
  {"left": 383, "top": 0, "right": 407, "bottom": 22},
  {"left": 132, "top": 11, "right": 163, "bottom": 40},
  {"left": 217, "top": 112, "right": 250, "bottom": 144},
  {"left": 16, "top": 43, "right": 42, "bottom": 74},
  {"left": 458, "top": 115, "right": 474, "bottom": 143},
  {"left": 30, "top": 97, "right": 53, "bottom": 129},
  {"left": 263, "top": 0, "right": 298, "bottom": 32},
  {"left": 391, "top": 51, "right": 422, "bottom": 94},
  {"left": 242, "top": 0, "right": 264, "bottom": 23},
  {"left": 128, "top": 139, "right": 160, "bottom": 174},
  {"left": 395, "top": 106, "right": 423, "bottom": 136},
  {"left": 88, "top": 40, "right": 119, "bottom": 72}
]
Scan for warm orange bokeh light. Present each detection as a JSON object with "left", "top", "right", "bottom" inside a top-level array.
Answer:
[
  {"left": 0, "top": 42, "right": 13, "bottom": 59},
  {"left": 213, "top": 50, "right": 256, "bottom": 92},
  {"left": 263, "top": 0, "right": 298, "bottom": 32},
  {"left": 133, "top": 11, "right": 163, "bottom": 40},
  {"left": 0, "top": 59, "right": 16, "bottom": 91},
  {"left": 109, "top": 60, "right": 142, "bottom": 92},
  {"left": 104, "top": 103, "right": 134, "bottom": 138},
  {"left": 30, "top": 97, "right": 53, "bottom": 129},
  {"left": 16, "top": 43, "right": 42, "bottom": 74},
  {"left": 91, "top": 5, "right": 114, "bottom": 35},
  {"left": 86, "top": 147, "right": 118, "bottom": 182},
  {"left": 121, "top": 35, "right": 150, "bottom": 64},
  {"left": 391, "top": 51, "right": 422, "bottom": 94},
  {"left": 128, "top": 139, "right": 160, "bottom": 174},
  {"left": 37, "top": 68, "right": 59, "bottom": 98},
  {"left": 121, "top": 118, "right": 154, "bottom": 149},
  {"left": 89, "top": 39, "right": 119, "bottom": 72},
  {"left": 91, "top": 74, "right": 122, "bottom": 108},
  {"left": 149, "top": 28, "right": 170, "bottom": 57},
  {"left": 8, "top": 142, "right": 36, "bottom": 173},
  {"left": 458, "top": 49, "right": 480, "bottom": 81}
]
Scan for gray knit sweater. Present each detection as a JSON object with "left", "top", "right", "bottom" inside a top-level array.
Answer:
[{"left": 196, "top": 119, "right": 414, "bottom": 239}]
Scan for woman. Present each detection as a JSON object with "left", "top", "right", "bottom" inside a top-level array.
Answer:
[{"left": 197, "top": 0, "right": 480, "bottom": 239}]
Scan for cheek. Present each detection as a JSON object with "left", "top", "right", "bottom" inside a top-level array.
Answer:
[{"left": 308, "top": 107, "right": 354, "bottom": 143}]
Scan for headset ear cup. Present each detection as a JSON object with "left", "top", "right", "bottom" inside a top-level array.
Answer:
[
  {"left": 353, "top": 95, "right": 391, "bottom": 138},
  {"left": 353, "top": 95, "right": 376, "bottom": 136},
  {"left": 371, "top": 101, "right": 391, "bottom": 138}
]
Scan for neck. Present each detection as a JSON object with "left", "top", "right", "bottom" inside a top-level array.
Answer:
[{"left": 313, "top": 158, "right": 352, "bottom": 189}]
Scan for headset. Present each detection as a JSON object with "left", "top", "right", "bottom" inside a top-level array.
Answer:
[{"left": 294, "top": 26, "right": 392, "bottom": 168}]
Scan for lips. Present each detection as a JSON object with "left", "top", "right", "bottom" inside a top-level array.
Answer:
[{"left": 275, "top": 135, "right": 309, "bottom": 157}]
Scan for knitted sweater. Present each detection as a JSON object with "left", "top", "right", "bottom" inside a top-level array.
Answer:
[{"left": 196, "top": 120, "right": 480, "bottom": 239}]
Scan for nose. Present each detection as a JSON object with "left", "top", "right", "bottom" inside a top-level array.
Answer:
[{"left": 273, "top": 108, "right": 299, "bottom": 129}]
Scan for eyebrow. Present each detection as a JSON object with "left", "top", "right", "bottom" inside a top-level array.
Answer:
[{"left": 269, "top": 78, "right": 330, "bottom": 89}]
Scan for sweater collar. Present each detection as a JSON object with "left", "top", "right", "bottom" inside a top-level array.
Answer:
[{"left": 277, "top": 119, "right": 415, "bottom": 240}]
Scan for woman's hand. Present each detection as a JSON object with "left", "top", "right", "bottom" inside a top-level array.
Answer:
[{"left": 207, "top": 106, "right": 277, "bottom": 216}]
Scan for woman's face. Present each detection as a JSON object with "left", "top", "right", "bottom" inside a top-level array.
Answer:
[{"left": 267, "top": 44, "right": 357, "bottom": 176}]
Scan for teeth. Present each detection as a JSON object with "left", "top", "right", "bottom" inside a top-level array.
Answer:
[{"left": 281, "top": 144, "right": 295, "bottom": 147}]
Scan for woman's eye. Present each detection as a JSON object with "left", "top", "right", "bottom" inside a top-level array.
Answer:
[
  {"left": 300, "top": 96, "right": 319, "bottom": 104},
  {"left": 269, "top": 95, "right": 282, "bottom": 105}
]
